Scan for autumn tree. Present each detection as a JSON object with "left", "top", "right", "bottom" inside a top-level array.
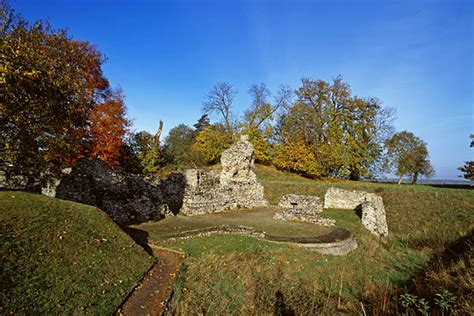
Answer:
[
  {"left": 458, "top": 134, "right": 474, "bottom": 180},
  {"left": 275, "top": 76, "right": 394, "bottom": 179},
  {"left": 0, "top": 2, "right": 117, "bottom": 174},
  {"left": 88, "top": 89, "right": 128, "bottom": 167},
  {"left": 384, "top": 131, "right": 435, "bottom": 184},
  {"left": 191, "top": 124, "right": 232, "bottom": 165},
  {"left": 202, "top": 82, "right": 237, "bottom": 134},
  {"left": 273, "top": 140, "right": 322, "bottom": 178}
]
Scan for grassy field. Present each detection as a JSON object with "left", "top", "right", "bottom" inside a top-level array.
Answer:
[
  {"left": 0, "top": 191, "right": 154, "bottom": 314},
  {"left": 137, "top": 206, "right": 334, "bottom": 240},
  {"left": 135, "top": 164, "right": 473, "bottom": 315}
]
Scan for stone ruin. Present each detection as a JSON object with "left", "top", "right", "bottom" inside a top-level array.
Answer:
[
  {"left": 324, "top": 187, "right": 389, "bottom": 237},
  {"left": 180, "top": 135, "right": 268, "bottom": 215},
  {"left": 49, "top": 158, "right": 171, "bottom": 223},
  {"left": 278, "top": 194, "right": 323, "bottom": 213},
  {"left": 274, "top": 194, "right": 335, "bottom": 227},
  {"left": 1, "top": 135, "right": 267, "bottom": 224},
  {"left": 272, "top": 189, "right": 389, "bottom": 237}
]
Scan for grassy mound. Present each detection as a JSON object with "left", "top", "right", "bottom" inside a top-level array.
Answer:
[
  {"left": 134, "top": 164, "right": 473, "bottom": 315},
  {"left": 0, "top": 191, "right": 154, "bottom": 314}
]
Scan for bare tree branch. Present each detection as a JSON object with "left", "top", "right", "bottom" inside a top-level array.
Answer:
[{"left": 202, "top": 82, "right": 237, "bottom": 133}]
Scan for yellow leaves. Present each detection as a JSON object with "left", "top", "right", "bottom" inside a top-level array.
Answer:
[
  {"left": 273, "top": 140, "right": 322, "bottom": 178},
  {"left": 192, "top": 126, "right": 232, "bottom": 165}
]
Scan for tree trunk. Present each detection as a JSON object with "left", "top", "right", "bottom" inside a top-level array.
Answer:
[
  {"left": 411, "top": 172, "right": 418, "bottom": 185},
  {"left": 397, "top": 176, "right": 403, "bottom": 185},
  {"left": 349, "top": 171, "right": 360, "bottom": 181}
]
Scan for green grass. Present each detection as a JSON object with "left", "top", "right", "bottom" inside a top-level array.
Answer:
[
  {"left": 0, "top": 191, "right": 154, "bottom": 314},
  {"left": 136, "top": 206, "right": 333, "bottom": 240},
  {"left": 133, "top": 164, "right": 474, "bottom": 315}
]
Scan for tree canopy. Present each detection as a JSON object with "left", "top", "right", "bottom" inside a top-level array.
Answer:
[
  {"left": 0, "top": 1, "right": 127, "bottom": 173},
  {"left": 384, "top": 131, "right": 435, "bottom": 184},
  {"left": 458, "top": 134, "right": 473, "bottom": 180}
]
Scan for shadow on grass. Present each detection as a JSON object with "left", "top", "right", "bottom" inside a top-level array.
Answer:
[
  {"left": 362, "top": 229, "right": 473, "bottom": 315},
  {"left": 274, "top": 290, "right": 296, "bottom": 316},
  {"left": 122, "top": 226, "right": 153, "bottom": 255}
]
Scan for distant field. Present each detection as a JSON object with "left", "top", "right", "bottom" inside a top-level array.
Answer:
[
  {"left": 0, "top": 191, "right": 154, "bottom": 314},
  {"left": 135, "top": 164, "right": 474, "bottom": 315}
]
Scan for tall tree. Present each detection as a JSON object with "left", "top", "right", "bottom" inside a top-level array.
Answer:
[
  {"left": 141, "top": 121, "right": 163, "bottom": 174},
  {"left": 193, "top": 114, "right": 210, "bottom": 134},
  {"left": 275, "top": 76, "right": 394, "bottom": 179},
  {"left": 384, "top": 131, "right": 435, "bottom": 184},
  {"left": 458, "top": 134, "right": 474, "bottom": 180},
  {"left": 0, "top": 3, "right": 110, "bottom": 172},
  {"left": 163, "top": 124, "right": 195, "bottom": 167},
  {"left": 202, "top": 82, "right": 237, "bottom": 134},
  {"left": 88, "top": 89, "right": 128, "bottom": 167}
]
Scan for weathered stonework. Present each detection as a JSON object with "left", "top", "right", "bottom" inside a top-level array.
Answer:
[
  {"left": 273, "top": 209, "right": 336, "bottom": 227},
  {"left": 323, "top": 187, "right": 389, "bottom": 237},
  {"left": 180, "top": 135, "right": 268, "bottom": 215},
  {"left": 278, "top": 194, "right": 323, "bottom": 213},
  {"left": 52, "top": 158, "right": 169, "bottom": 223},
  {"left": 360, "top": 194, "right": 389, "bottom": 237},
  {"left": 323, "top": 187, "right": 367, "bottom": 209},
  {"left": 0, "top": 164, "right": 40, "bottom": 191}
]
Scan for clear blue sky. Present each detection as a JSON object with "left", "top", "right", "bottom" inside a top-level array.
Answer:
[{"left": 14, "top": 0, "right": 473, "bottom": 179}]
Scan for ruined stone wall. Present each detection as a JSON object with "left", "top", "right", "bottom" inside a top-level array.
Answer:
[
  {"left": 323, "top": 187, "right": 367, "bottom": 209},
  {"left": 180, "top": 135, "right": 268, "bottom": 215},
  {"left": 278, "top": 194, "right": 323, "bottom": 213},
  {"left": 50, "top": 158, "right": 169, "bottom": 224},
  {"left": 324, "top": 187, "right": 388, "bottom": 237}
]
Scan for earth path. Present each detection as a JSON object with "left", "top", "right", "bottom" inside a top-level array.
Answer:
[{"left": 117, "top": 244, "right": 185, "bottom": 316}]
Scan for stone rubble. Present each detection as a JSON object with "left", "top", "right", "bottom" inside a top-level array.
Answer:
[{"left": 273, "top": 209, "right": 336, "bottom": 227}]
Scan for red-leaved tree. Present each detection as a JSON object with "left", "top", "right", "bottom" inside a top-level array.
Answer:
[{"left": 88, "top": 89, "right": 129, "bottom": 167}]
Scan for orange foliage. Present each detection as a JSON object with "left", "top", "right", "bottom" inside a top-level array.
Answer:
[{"left": 88, "top": 91, "right": 128, "bottom": 167}]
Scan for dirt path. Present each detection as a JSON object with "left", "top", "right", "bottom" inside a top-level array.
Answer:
[{"left": 117, "top": 244, "right": 185, "bottom": 316}]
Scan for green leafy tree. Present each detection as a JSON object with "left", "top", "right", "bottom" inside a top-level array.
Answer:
[
  {"left": 384, "top": 131, "right": 435, "bottom": 184},
  {"left": 163, "top": 124, "right": 195, "bottom": 167},
  {"left": 458, "top": 134, "right": 474, "bottom": 180},
  {"left": 275, "top": 76, "right": 394, "bottom": 179},
  {"left": 193, "top": 114, "right": 210, "bottom": 134}
]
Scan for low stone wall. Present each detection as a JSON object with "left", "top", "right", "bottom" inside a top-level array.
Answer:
[
  {"left": 323, "top": 187, "right": 367, "bottom": 209},
  {"left": 159, "top": 224, "right": 357, "bottom": 256},
  {"left": 323, "top": 187, "right": 389, "bottom": 237},
  {"left": 278, "top": 194, "right": 323, "bottom": 213}
]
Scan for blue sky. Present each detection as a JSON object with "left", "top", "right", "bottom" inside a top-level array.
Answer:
[{"left": 13, "top": 0, "right": 473, "bottom": 179}]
